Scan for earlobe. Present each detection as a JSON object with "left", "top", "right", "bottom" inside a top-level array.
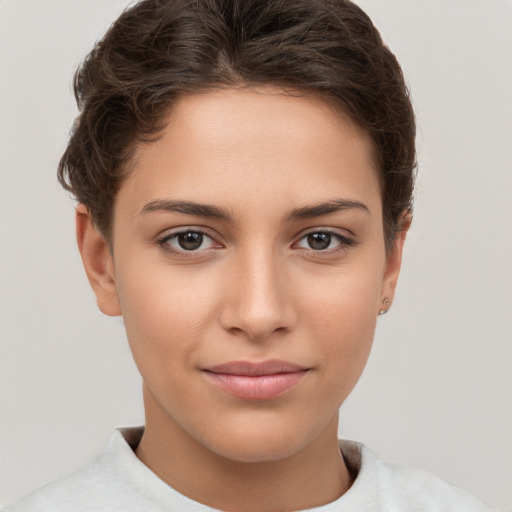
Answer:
[
  {"left": 379, "top": 214, "right": 411, "bottom": 315},
  {"left": 76, "top": 205, "right": 121, "bottom": 317}
]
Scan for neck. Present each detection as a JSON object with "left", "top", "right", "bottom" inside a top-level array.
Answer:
[{"left": 135, "top": 386, "right": 353, "bottom": 512}]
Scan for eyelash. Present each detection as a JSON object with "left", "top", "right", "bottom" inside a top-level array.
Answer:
[{"left": 155, "top": 228, "right": 356, "bottom": 255}]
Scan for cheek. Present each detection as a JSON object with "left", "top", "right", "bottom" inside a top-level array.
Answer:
[
  {"left": 302, "top": 259, "right": 382, "bottom": 331},
  {"left": 114, "top": 259, "right": 223, "bottom": 366},
  {"left": 299, "top": 262, "right": 382, "bottom": 380}
]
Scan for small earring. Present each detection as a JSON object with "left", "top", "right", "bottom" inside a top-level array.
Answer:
[{"left": 378, "top": 297, "right": 391, "bottom": 316}]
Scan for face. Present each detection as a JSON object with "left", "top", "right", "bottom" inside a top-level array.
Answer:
[{"left": 79, "top": 87, "right": 405, "bottom": 464}]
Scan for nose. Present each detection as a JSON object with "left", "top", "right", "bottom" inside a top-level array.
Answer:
[{"left": 220, "top": 247, "right": 297, "bottom": 341}]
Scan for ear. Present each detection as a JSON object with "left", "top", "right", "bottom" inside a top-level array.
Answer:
[
  {"left": 379, "top": 214, "right": 411, "bottom": 313},
  {"left": 76, "top": 204, "right": 121, "bottom": 317}
]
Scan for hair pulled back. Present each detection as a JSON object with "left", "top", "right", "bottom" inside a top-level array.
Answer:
[{"left": 58, "top": 0, "right": 416, "bottom": 248}]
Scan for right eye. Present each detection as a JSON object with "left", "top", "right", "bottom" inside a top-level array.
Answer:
[{"left": 158, "top": 229, "right": 218, "bottom": 253}]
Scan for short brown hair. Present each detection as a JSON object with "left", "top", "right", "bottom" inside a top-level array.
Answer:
[{"left": 58, "top": 0, "right": 416, "bottom": 249}]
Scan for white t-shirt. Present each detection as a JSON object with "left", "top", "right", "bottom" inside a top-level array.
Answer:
[{"left": 4, "top": 427, "right": 496, "bottom": 511}]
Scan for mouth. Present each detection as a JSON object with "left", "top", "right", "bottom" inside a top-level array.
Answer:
[{"left": 202, "top": 360, "right": 310, "bottom": 401}]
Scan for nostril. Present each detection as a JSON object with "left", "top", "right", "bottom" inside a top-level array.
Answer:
[{"left": 225, "top": 320, "right": 290, "bottom": 342}]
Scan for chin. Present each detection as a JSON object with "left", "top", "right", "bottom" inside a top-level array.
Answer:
[
  {"left": 197, "top": 410, "right": 336, "bottom": 464},
  {"left": 208, "top": 434, "right": 305, "bottom": 464}
]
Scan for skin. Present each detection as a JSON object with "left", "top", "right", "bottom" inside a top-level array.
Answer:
[{"left": 77, "top": 87, "right": 408, "bottom": 512}]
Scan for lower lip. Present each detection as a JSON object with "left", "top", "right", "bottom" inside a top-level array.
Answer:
[{"left": 203, "top": 371, "right": 308, "bottom": 400}]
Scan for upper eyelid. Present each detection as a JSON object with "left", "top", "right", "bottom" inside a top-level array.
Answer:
[
  {"left": 158, "top": 226, "right": 218, "bottom": 240},
  {"left": 294, "top": 227, "right": 355, "bottom": 241}
]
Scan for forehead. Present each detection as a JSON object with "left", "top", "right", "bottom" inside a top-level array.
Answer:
[{"left": 119, "top": 87, "right": 381, "bottom": 219}]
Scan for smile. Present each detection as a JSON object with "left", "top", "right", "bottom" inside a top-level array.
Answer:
[{"left": 202, "top": 360, "right": 310, "bottom": 401}]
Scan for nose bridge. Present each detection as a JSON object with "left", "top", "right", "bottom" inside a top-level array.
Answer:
[{"left": 222, "top": 242, "right": 293, "bottom": 340}]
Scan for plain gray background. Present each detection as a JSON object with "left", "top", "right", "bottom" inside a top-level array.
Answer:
[{"left": 1, "top": 0, "right": 511, "bottom": 510}]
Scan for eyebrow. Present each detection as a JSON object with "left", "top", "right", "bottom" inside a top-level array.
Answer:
[
  {"left": 140, "top": 199, "right": 232, "bottom": 220},
  {"left": 140, "top": 198, "right": 369, "bottom": 222},
  {"left": 284, "top": 199, "right": 370, "bottom": 221}
]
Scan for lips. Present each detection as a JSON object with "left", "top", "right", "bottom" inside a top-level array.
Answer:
[{"left": 202, "top": 360, "right": 310, "bottom": 401}]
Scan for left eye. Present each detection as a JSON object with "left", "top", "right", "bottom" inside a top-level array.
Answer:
[
  {"left": 296, "top": 232, "right": 348, "bottom": 251},
  {"left": 160, "top": 230, "right": 217, "bottom": 252}
]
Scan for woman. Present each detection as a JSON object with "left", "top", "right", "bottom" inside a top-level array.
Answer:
[{"left": 3, "top": 0, "right": 500, "bottom": 510}]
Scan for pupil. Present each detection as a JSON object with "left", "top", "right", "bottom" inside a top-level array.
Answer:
[
  {"left": 308, "top": 233, "right": 331, "bottom": 250},
  {"left": 178, "top": 232, "right": 203, "bottom": 250}
]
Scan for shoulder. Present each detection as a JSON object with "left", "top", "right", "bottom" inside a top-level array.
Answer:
[
  {"left": 3, "top": 461, "right": 103, "bottom": 512},
  {"left": 2, "top": 441, "right": 134, "bottom": 512},
  {"left": 3, "top": 426, "right": 215, "bottom": 512},
  {"left": 337, "top": 440, "right": 497, "bottom": 512},
  {"left": 3, "top": 427, "right": 153, "bottom": 512}
]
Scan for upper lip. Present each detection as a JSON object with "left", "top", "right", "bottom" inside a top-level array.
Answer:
[{"left": 203, "top": 360, "right": 309, "bottom": 376}]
